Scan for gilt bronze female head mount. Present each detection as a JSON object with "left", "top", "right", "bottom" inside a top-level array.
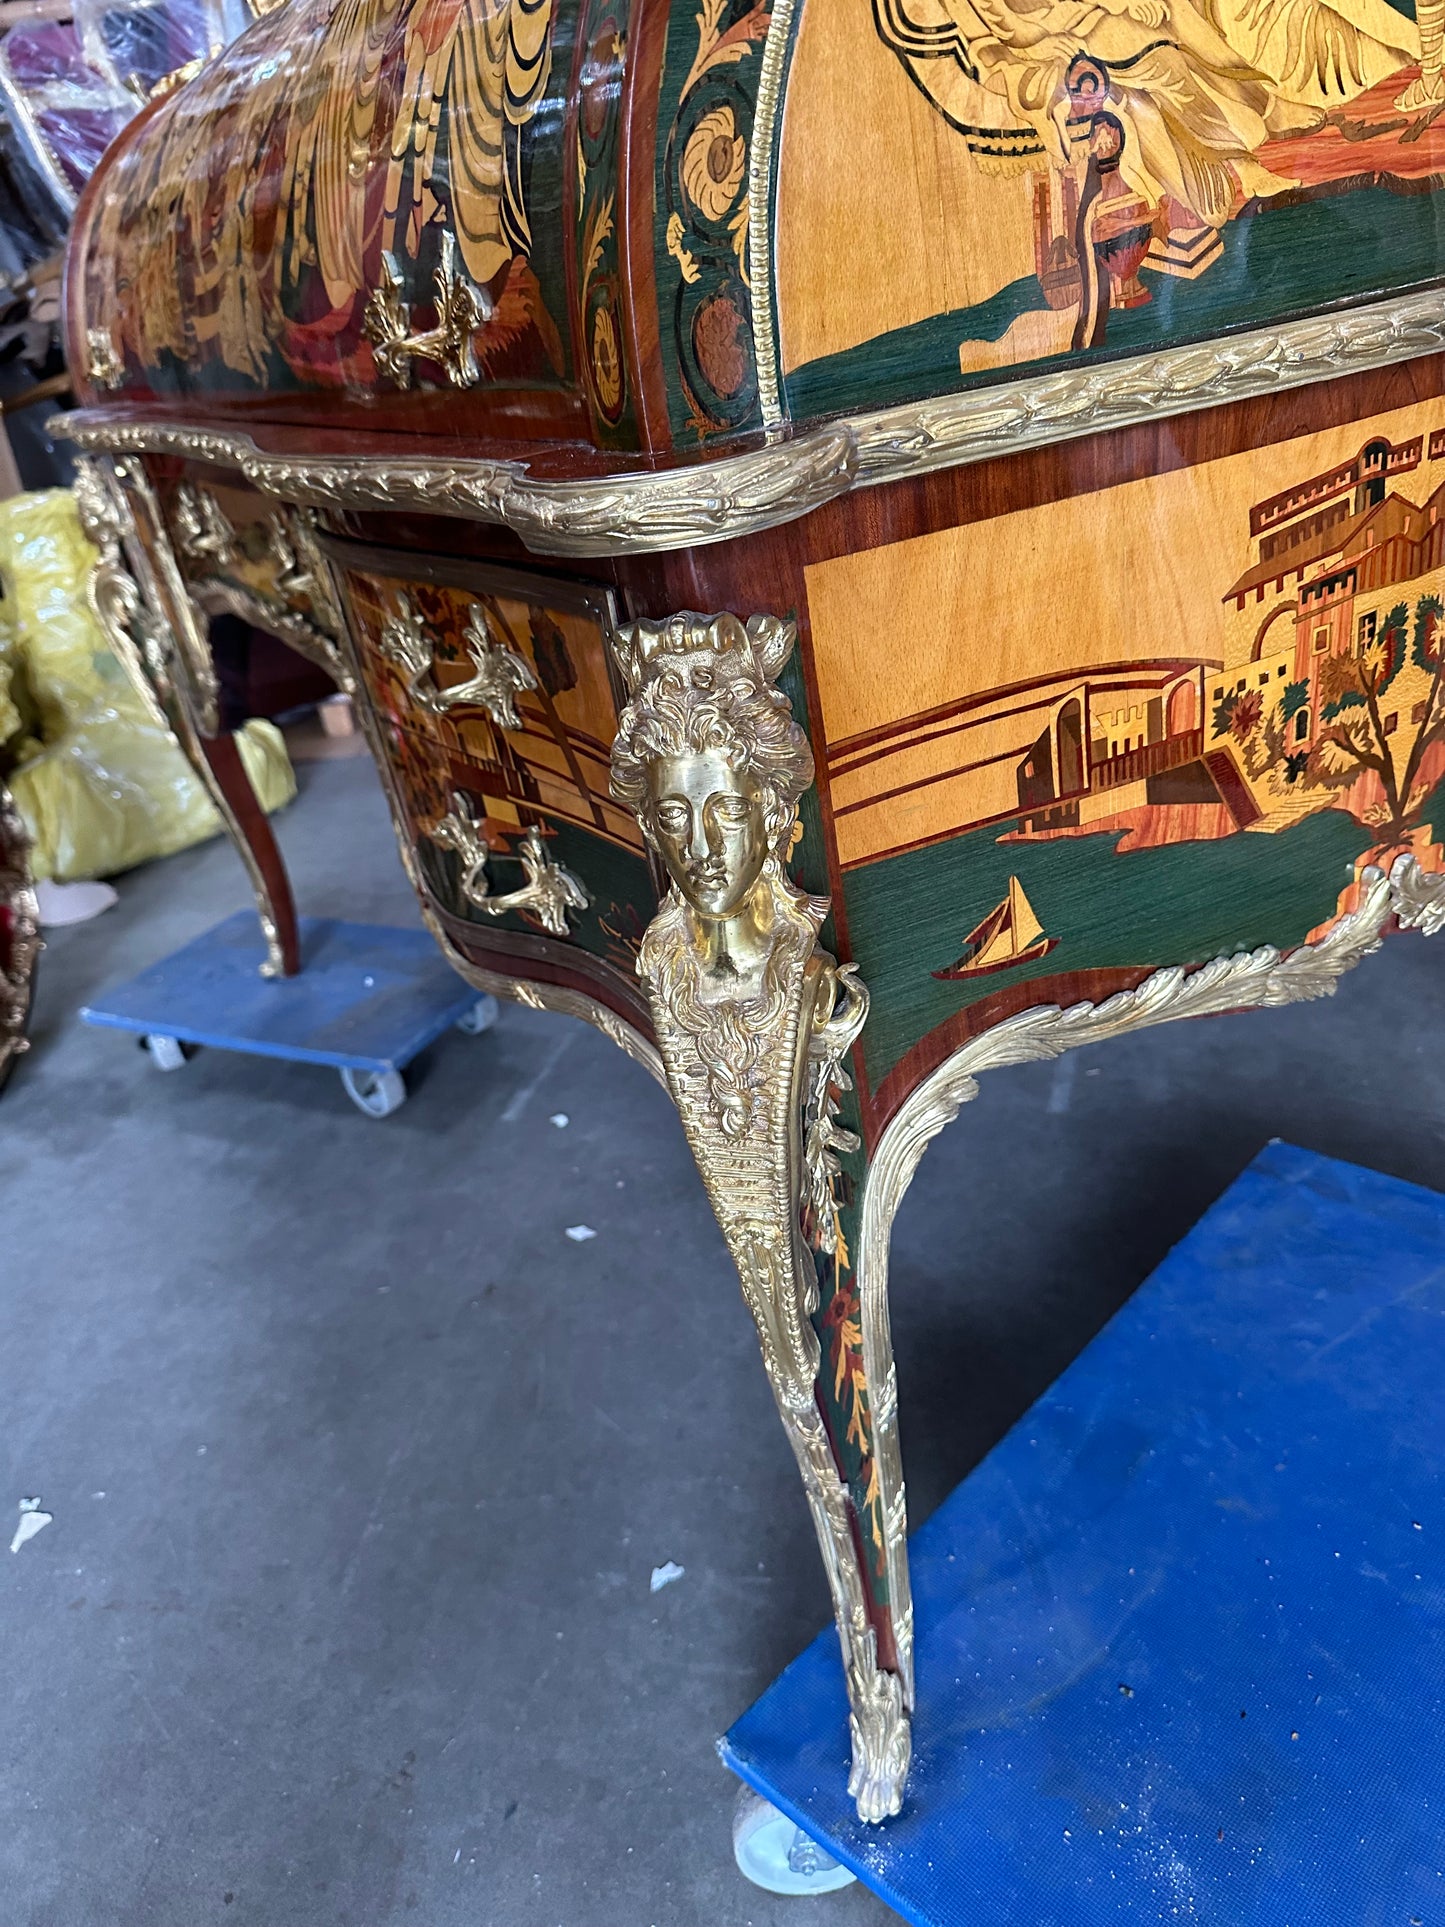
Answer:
[{"left": 610, "top": 612, "right": 813, "bottom": 926}]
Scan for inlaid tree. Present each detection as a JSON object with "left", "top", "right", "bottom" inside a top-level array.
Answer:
[{"left": 1311, "top": 597, "right": 1445, "bottom": 842}]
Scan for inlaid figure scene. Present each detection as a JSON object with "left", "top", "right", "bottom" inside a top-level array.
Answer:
[{"left": 778, "top": 0, "right": 1445, "bottom": 413}]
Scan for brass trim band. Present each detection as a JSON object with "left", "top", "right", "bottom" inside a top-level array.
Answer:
[
  {"left": 54, "top": 283, "right": 1445, "bottom": 557},
  {"left": 747, "top": 0, "right": 799, "bottom": 431}
]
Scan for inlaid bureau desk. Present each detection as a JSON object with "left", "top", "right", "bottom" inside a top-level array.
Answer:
[{"left": 61, "top": 0, "right": 1445, "bottom": 1821}]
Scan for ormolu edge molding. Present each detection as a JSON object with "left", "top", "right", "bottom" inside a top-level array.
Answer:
[
  {"left": 747, "top": 0, "right": 799, "bottom": 432},
  {"left": 72, "top": 454, "right": 291, "bottom": 976},
  {"left": 55, "top": 283, "right": 1445, "bottom": 557},
  {"left": 851, "top": 851, "right": 1445, "bottom": 1670},
  {"left": 848, "top": 290, "right": 1445, "bottom": 485},
  {"left": 607, "top": 609, "right": 910, "bottom": 1823},
  {"left": 168, "top": 481, "right": 354, "bottom": 692},
  {"left": 53, "top": 417, "right": 859, "bottom": 556}
]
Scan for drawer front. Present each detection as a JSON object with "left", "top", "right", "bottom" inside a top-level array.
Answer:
[
  {"left": 342, "top": 555, "right": 634, "bottom": 836},
  {"left": 794, "top": 397, "right": 1445, "bottom": 1112},
  {"left": 371, "top": 709, "right": 656, "bottom": 972},
  {"left": 330, "top": 542, "right": 656, "bottom": 971}
]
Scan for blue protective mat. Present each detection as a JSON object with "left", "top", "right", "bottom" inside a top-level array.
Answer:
[
  {"left": 80, "top": 912, "right": 480, "bottom": 1073},
  {"left": 722, "top": 1143, "right": 1445, "bottom": 1925}
]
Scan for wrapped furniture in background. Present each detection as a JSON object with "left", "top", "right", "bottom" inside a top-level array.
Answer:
[
  {"left": 0, "top": 0, "right": 256, "bottom": 240},
  {"left": 0, "top": 484, "right": 293, "bottom": 883}
]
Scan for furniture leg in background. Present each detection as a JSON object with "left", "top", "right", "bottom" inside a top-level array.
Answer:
[
  {"left": 0, "top": 778, "right": 39, "bottom": 1090},
  {"left": 71, "top": 453, "right": 301, "bottom": 976},
  {"left": 194, "top": 727, "right": 299, "bottom": 977}
]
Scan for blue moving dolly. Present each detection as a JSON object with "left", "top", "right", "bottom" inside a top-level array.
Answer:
[
  {"left": 80, "top": 910, "right": 497, "bottom": 1118},
  {"left": 723, "top": 1142, "right": 1445, "bottom": 1921}
]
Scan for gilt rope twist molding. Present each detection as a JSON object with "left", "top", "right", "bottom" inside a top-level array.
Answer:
[
  {"left": 608, "top": 610, "right": 910, "bottom": 1823},
  {"left": 746, "top": 0, "right": 799, "bottom": 432},
  {"left": 55, "top": 285, "right": 1445, "bottom": 557}
]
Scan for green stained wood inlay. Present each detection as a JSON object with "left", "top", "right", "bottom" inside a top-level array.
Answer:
[
  {"left": 573, "top": 0, "right": 636, "bottom": 444},
  {"left": 651, "top": 0, "right": 768, "bottom": 442},
  {"left": 842, "top": 801, "right": 1381, "bottom": 1093},
  {"left": 787, "top": 187, "right": 1445, "bottom": 426}
]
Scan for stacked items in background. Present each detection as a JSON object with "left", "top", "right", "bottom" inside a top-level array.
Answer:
[
  {"left": 0, "top": 0, "right": 257, "bottom": 245},
  {"left": 0, "top": 0, "right": 264, "bottom": 494}
]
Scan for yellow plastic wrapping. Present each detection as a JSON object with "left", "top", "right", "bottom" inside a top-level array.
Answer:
[
  {"left": 0, "top": 488, "right": 295, "bottom": 882},
  {"left": 0, "top": 633, "right": 21, "bottom": 751}
]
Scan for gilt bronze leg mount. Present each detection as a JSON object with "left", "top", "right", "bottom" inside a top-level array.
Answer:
[{"left": 608, "top": 610, "right": 912, "bottom": 1822}]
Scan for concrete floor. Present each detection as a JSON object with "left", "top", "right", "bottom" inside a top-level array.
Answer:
[{"left": 4, "top": 750, "right": 1444, "bottom": 1927}]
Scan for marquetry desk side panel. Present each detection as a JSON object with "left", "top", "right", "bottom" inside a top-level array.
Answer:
[{"left": 63, "top": 351, "right": 1445, "bottom": 1828}]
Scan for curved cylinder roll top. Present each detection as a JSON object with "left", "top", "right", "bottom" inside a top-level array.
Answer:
[{"left": 69, "top": 0, "right": 1445, "bottom": 466}]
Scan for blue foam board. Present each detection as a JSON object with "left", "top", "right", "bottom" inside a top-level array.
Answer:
[{"left": 722, "top": 1142, "right": 1445, "bottom": 1925}]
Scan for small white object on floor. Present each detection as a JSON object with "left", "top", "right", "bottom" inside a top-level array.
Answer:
[
  {"left": 10, "top": 1497, "right": 52, "bottom": 1553},
  {"left": 318, "top": 692, "right": 356, "bottom": 738},
  {"left": 550, "top": 1113, "right": 569, "bottom": 1128},
  {"left": 565, "top": 1224, "right": 596, "bottom": 1242},
  {"left": 33, "top": 878, "right": 118, "bottom": 927},
  {"left": 649, "top": 1561, "right": 685, "bottom": 1592}
]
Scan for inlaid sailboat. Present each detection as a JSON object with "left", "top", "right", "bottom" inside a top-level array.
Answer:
[{"left": 932, "top": 875, "right": 1058, "bottom": 980}]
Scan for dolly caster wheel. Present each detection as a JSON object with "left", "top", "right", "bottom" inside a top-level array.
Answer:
[
  {"left": 732, "top": 1788, "right": 856, "bottom": 1895},
  {"left": 339, "top": 1065, "right": 407, "bottom": 1118},
  {"left": 142, "top": 1033, "right": 189, "bottom": 1072},
  {"left": 455, "top": 994, "right": 499, "bottom": 1036}
]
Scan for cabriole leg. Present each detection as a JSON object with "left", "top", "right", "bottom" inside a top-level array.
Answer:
[
  {"left": 608, "top": 609, "right": 912, "bottom": 1823},
  {"left": 72, "top": 455, "right": 299, "bottom": 977},
  {"left": 193, "top": 729, "right": 300, "bottom": 977}
]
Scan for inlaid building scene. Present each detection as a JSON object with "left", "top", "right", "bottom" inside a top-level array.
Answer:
[{"left": 803, "top": 401, "right": 1445, "bottom": 1112}]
